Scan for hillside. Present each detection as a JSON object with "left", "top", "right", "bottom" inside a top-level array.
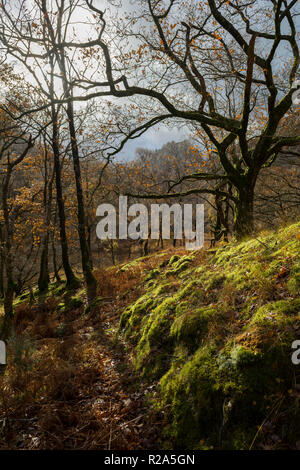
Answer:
[
  {"left": 1, "top": 222, "right": 300, "bottom": 450},
  {"left": 119, "top": 222, "right": 300, "bottom": 449}
]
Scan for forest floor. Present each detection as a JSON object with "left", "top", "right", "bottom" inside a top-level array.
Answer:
[
  {"left": 0, "top": 249, "right": 182, "bottom": 450},
  {"left": 1, "top": 223, "right": 300, "bottom": 450}
]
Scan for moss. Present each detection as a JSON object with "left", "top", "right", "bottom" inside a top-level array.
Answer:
[
  {"left": 67, "top": 296, "right": 83, "bottom": 309},
  {"left": 170, "top": 307, "right": 217, "bottom": 350},
  {"left": 56, "top": 302, "right": 66, "bottom": 313},
  {"left": 287, "top": 264, "right": 300, "bottom": 295},
  {"left": 18, "top": 292, "right": 30, "bottom": 301},
  {"left": 55, "top": 292, "right": 84, "bottom": 314},
  {"left": 135, "top": 297, "right": 177, "bottom": 377},
  {"left": 120, "top": 295, "right": 155, "bottom": 332},
  {"left": 205, "top": 273, "right": 226, "bottom": 290},
  {"left": 168, "top": 255, "right": 180, "bottom": 265},
  {"left": 48, "top": 282, "right": 66, "bottom": 296},
  {"left": 119, "top": 221, "right": 300, "bottom": 449},
  {"left": 84, "top": 296, "right": 104, "bottom": 314},
  {"left": 166, "top": 255, "right": 195, "bottom": 276},
  {"left": 118, "top": 255, "right": 152, "bottom": 272},
  {"left": 251, "top": 299, "right": 300, "bottom": 327},
  {"left": 49, "top": 280, "right": 80, "bottom": 297},
  {"left": 144, "top": 269, "right": 160, "bottom": 282},
  {"left": 176, "top": 279, "right": 205, "bottom": 301},
  {"left": 13, "top": 297, "right": 28, "bottom": 308},
  {"left": 159, "top": 346, "right": 220, "bottom": 447}
]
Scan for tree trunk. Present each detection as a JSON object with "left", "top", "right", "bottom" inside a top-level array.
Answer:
[
  {"left": 1, "top": 282, "right": 14, "bottom": 340},
  {"left": 87, "top": 225, "right": 93, "bottom": 270},
  {"left": 59, "top": 57, "right": 97, "bottom": 302},
  {"left": 42, "top": 3, "right": 95, "bottom": 300},
  {"left": 233, "top": 187, "right": 255, "bottom": 240},
  {"left": 0, "top": 226, "right": 4, "bottom": 298},
  {"left": 1, "top": 170, "right": 15, "bottom": 339},
  {"left": 38, "top": 241, "right": 50, "bottom": 292},
  {"left": 66, "top": 105, "right": 97, "bottom": 300},
  {"left": 38, "top": 145, "right": 53, "bottom": 292},
  {"left": 51, "top": 230, "right": 61, "bottom": 283},
  {"left": 51, "top": 107, "right": 78, "bottom": 288}
]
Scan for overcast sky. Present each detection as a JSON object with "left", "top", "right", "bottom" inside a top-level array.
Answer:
[
  {"left": 94, "top": 0, "right": 191, "bottom": 161},
  {"left": 8, "top": 0, "right": 298, "bottom": 162},
  {"left": 116, "top": 125, "right": 190, "bottom": 161},
  {"left": 7, "top": 0, "right": 189, "bottom": 161}
]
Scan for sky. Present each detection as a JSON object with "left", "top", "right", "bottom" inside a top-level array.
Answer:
[
  {"left": 116, "top": 125, "right": 190, "bottom": 161},
  {"left": 91, "top": 0, "right": 191, "bottom": 161},
  {"left": 6, "top": 0, "right": 189, "bottom": 161},
  {"left": 6, "top": 0, "right": 299, "bottom": 162}
]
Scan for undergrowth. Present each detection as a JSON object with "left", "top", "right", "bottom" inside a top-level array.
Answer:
[{"left": 0, "top": 252, "right": 170, "bottom": 449}]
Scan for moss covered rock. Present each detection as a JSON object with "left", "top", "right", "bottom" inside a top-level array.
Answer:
[{"left": 119, "top": 222, "right": 300, "bottom": 449}]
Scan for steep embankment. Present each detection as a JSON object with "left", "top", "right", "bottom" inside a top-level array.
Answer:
[
  {"left": 1, "top": 223, "right": 300, "bottom": 450},
  {"left": 119, "top": 223, "right": 300, "bottom": 450}
]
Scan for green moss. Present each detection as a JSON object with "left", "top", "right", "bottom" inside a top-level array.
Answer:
[
  {"left": 251, "top": 299, "right": 300, "bottom": 327},
  {"left": 170, "top": 307, "right": 217, "bottom": 350},
  {"left": 159, "top": 346, "right": 220, "bottom": 447},
  {"left": 118, "top": 254, "right": 152, "bottom": 272},
  {"left": 144, "top": 269, "right": 160, "bottom": 282},
  {"left": 56, "top": 302, "right": 66, "bottom": 313},
  {"left": 119, "top": 221, "right": 300, "bottom": 449},
  {"left": 49, "top": 282, "right": 67, "bottom": 296},
  {"left": 166, "top": 254, "right": 195, "bottom": 276},
  {"left": 84, "top": 296, "right": 104, "bottom": 314},
  {"left": 135, "top": 297, "right": 177, "bottom": 377},
  {"left": 68, "top": 296, "right": 83, "bottom": 309},
  {"left": 176, "top": 279, "right": 205, "bottom": 301},
  {"left": 287, "top": 264, "right": 300, "bottom": 295},
  {"left": 18, "top": 292, "right": 30, "bottom": 301},
  {"left": 168, "top": 255, "right": 180, "bottom": 265},
  {"left": 55, "top": 292, "right": 84, "bottom": 314}
]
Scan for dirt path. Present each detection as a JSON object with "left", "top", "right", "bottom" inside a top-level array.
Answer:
[{"left": 65, "top": 315, "right": 161, "bottom": 450}]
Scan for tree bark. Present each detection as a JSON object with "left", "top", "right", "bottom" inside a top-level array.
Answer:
[
  {"left": 59, "top": 56, "right": 97, "bottom": 302},
  {"left": 0, "top": 225, "right": 4, "bottom": 298},
  {"left": 233, "top": 186, "right": 255, "bottom": 240},
  {"left": 1, "top": 165, "right": 16, "bottom": 339},
  {"left": 51, "top": 227, "right": 61, "bottom": 284},
  {"left": 51, "top": 106, "right": 78, "bottom": 288},
  {"left": 38, "top": 143, "right": 53, "bottom": 292}
]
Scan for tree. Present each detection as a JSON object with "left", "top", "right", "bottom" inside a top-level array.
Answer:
[
  {"left": 1, "top": 1, "right": 299, "bottom": 241},
  {"left": 0, "top": 112, "right": 34, "bottom": 338},
  {"left": 77, "top": 0, "right": 300, "bottom": 239},
  {"left": 0, "top": 0, "right": 99, "bottom": 298}
]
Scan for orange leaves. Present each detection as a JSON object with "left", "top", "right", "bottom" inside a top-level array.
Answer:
[
  {"left": 273, "top": 266, "right": 289, "bottom": 281},
  {"left": 137, "top": 45, "right": 143, "bottom": 56}
]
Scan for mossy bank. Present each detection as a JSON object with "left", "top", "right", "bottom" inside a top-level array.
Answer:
[{"left": 119, "top": 223, "right": 300, "bottom": 450}]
